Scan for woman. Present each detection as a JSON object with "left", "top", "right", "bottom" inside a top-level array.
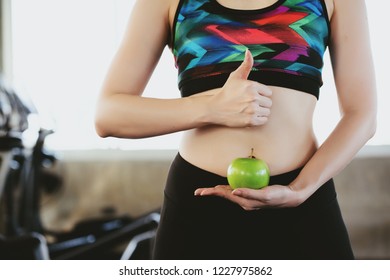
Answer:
[{"left": 95, "top": 0, "right": 376, "bottom": 259}]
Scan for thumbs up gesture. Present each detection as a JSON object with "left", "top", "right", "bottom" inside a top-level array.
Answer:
[
  {"left": 208, "top": 49, "right": 272, "bottom": 127},
  {"left": 231, "top": 48, "right": 257, "bottom": 80}
]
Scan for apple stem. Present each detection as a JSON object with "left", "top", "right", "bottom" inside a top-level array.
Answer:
[{"left": 250, "top": 148, "right": 255, "bottom": 158}]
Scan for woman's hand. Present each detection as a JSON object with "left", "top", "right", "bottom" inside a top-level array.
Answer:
[
  {"left": 194, "top": 184, "right": 306, "bottom": 211},
  {"left": 206, "top": 49, "right": 273, "bottom": 128}
]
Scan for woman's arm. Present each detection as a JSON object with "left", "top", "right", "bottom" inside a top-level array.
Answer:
[
  {"left": 95, "top": 0, "right": 206, "bottom": 138},
  {"left": 95, "top": 0, "right": 272, "bottom": 139},
  {"left": 195, "top": 0, "right": 377, "bottom": 210},
  {"left": 289, "top": 0, "right": 377, "bottom": 199}
]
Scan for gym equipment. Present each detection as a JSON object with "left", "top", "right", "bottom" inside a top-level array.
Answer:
[
  {"left": 0, "top": 232, "right": 50, "bottom": 260},
  {"left": 0, "top": 76, "right": 160, "bottom": 260}
]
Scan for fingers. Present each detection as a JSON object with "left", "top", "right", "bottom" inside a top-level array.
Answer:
[
  {"left": 194, "top": 185, "right": 265, "bottom": 211},
  {"left": 243, "top": 91, "right": 272, "bottom": 126},
  {"left": 255, "top": 82, "right": 272, "bottom": 97},
  {"left": 230, "top": 49, "right": 254, "bottom": 80},
  {"left": 240, "top": 72, "right": 273, "bottom": 125},
  {"left": 229, "top": 50, "right": 272, "bottom": 100},
  {"left": 252, "top": 90, "right": 272, "bottom": 109},
  {"left": 232, "top": 188, "right": 270, "bottom": 203},
  {"left": 195, "top": 185, "right": 302, "bottom": 210},
  {"left": 214, "top": 49, "right": 273, "bottom": 128},
  {"left": 194, "top": 185, "right": 231, "bottom": 197}
]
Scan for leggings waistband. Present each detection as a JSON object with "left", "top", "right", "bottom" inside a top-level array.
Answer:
[
  {"left": 175, "top": 152, "right": 303, "bottom": 184},
  {"left": 165, "top": 153, "right": 336, "bottom": 210}
]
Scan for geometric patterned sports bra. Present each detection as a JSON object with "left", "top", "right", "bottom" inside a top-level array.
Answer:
[{"left": 171, "top": 0, "right": 330, "bottom": 99}]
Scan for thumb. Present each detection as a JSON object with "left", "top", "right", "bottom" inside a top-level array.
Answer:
[{"left": 230, "top": 49, "right": 254, "bottom": 80}]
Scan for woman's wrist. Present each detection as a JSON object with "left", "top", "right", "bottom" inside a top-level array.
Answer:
[
  {"left": 186, "top": 93, "right": 218, "bottom": 127},
  {"left": 288, "top": 172, "right": 321, "bottom": 204}
]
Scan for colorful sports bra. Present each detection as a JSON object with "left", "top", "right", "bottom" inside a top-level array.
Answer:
[{"left": 171, "top": 0, "right": 330, "bottom": 99}]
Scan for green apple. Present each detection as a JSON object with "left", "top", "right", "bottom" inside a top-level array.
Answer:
[{"left": 227, "top": 149, "right": 270, "bottom": 189}]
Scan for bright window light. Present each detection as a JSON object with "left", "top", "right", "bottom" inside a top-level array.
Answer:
[{"left": 10, "top": 0, "right": 389, "bottom": 150}]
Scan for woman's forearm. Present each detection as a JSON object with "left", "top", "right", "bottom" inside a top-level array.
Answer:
[
  {"left": 95, "top": 51, "right": 274, "bottom": 139},
  {"left": 95, "top": 93, "right": 210, "bottom": 139},
  {"left": 290, "top": 110, "right": 376, "bottom": 199}
]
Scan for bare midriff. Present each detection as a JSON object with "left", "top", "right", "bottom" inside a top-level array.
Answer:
[{"left": 179, "top": 86, "right": 318, "bottom": 177}]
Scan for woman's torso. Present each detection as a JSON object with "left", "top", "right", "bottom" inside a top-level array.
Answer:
[{"left": 168, "top": 0, "right": 334, "bottom": 177}]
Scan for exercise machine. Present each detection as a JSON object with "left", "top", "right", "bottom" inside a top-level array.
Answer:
[{"left": 0, "top": 77, "right": 159, "bottom": 260}]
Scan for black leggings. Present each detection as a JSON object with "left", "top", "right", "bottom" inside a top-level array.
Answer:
[{"left": 153, "top": 153, "right": 354, "bottom": 260}]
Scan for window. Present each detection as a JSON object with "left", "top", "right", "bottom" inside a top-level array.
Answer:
[{"left": 8, "top": 0, "right": 389, "bottom": 150}]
